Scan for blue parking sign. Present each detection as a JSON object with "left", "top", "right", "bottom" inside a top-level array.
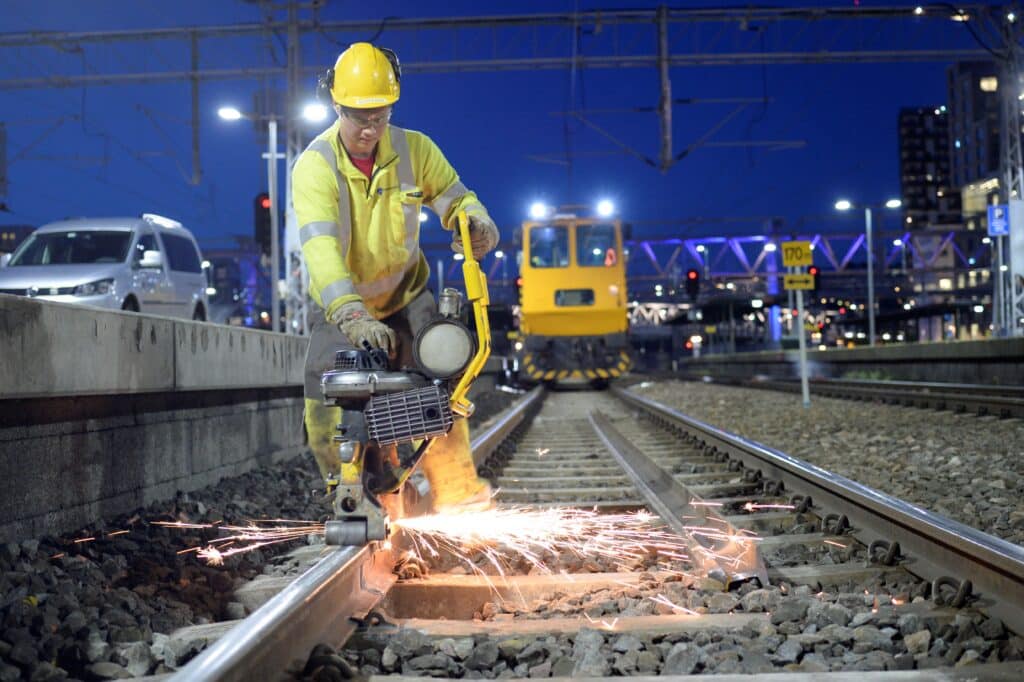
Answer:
[{"left": 988, "top": 204, "right": 1010, "bottom": 236}]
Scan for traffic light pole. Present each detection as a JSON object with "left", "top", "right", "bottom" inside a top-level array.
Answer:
[
  {"left": 795, "top": 275, "right": 810, "bottom": 408},
  {"left": 864, "top": 206, "right": 876, "bottom": 347},
  {"left": 267, "top": 117, "right": 280, "bottom": 334}
]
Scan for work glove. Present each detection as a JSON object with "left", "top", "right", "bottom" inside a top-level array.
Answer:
[
  {"left": 329, "top": 301, "right": 397, "bottom": 356},
  {"left": 451, "top": 214, "right": 500, "bottom": 260}
]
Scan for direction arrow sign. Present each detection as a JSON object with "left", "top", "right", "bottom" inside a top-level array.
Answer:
[{"left": 784, "top": 273, "right": 815, "bottom": 290}]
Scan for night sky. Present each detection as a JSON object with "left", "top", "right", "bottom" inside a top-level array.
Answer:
[{"left": 0, "top": 1, "right": 988, "bottom": 246}]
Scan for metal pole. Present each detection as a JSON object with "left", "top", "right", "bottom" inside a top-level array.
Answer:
[
  {"left": 996, "top": 236, "right": 1006, "bottom": 336},
  {"left": 796, "top": 284, "right": 810, "bottom": 407},
  {"left": 436, "top": 258, "right": 444, "bottom": 295},
  {"left": 656, "top": 4, "right": 672, "bottom": 173},
  {"left": 268, "top": 117, "right": 280, "bottom": 334},
  {"left": 865, "top": 206, "right": 876, "bottom": 346}
]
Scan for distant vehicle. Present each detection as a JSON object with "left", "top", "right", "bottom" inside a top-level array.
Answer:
[{"left": 0, "top": 214, "right": 209, "bottom": 320}]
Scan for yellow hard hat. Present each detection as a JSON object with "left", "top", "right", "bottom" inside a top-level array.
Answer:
[{"left": 329, "top": 43, "right": 400, "bottom": 108}]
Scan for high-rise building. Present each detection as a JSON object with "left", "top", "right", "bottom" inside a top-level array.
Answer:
[
  {"left": 898, "top": 107, "right": 960, "bottom": 228},
  {"left": 946, "top": 61, "right": 1002, "bottom": 189}
]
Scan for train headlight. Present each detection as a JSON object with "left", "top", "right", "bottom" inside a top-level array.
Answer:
[{"left": 413, "top": 319, "right": 475, "bottom": 379}]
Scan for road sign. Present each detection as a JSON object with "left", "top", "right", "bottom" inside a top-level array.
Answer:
[
  {"left": 782, "top": 240, "right": 813, "bottom": 267},
  {"left": 704, "top": 325, "right": 717, "bottom": 334},
  {"left": 784, "top": 273, "right": 815, "bottom": 290},
  {"left": 988, "top": 204, "right": 1010, "bottom": 237}
]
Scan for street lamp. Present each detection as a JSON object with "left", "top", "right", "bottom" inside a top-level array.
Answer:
[
  {"left": 835, "top": 197, "right": 902, "bottom": 346},
  {"left": 218, "top": 104, "right": 289, "bottom": 333}
]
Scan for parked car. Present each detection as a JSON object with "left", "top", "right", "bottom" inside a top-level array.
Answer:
[{"left": 0, "top": 213, "right": 209, "bottom": 320}]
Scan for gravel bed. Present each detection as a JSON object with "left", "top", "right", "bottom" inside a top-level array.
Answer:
[
  {"left": 0, "top": 388, "right": 519, "bottom": 681},
  {"left": 630, "top": 380, "right": 1024, "bottom": 546},
  {"left": 339, "top": 573, "right": 1024, "bottom": 677}
]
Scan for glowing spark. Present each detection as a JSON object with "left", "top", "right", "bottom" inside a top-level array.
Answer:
[
  {"left": 823, "top": 540, "right": 848, "bottom": 548},
  {"left": 536, "top": 448, "right": 550, "bottom": 457},
  {"left": 73, "top": 537, "right": 96, "bottom": 544},
  {"left": 742, "top": 502, "right": 797, "bottom": 511},
  {"left": 50, "top": 553, "right": 65, "bottom": 560},
  {"left": 154, "top": 519, "right": 325, "bottom": 565},
  {"left": 650, "top": 593, "right": 700, "bottom": 616},
  {"left": 394, "top": 507, "right": 701, "bottom": 583},
  {"left": 106, "top": 530, "right": 130, "bottom": 537},
  {"left": 690, "top": 501, "right": 723, "bottom": 507}
]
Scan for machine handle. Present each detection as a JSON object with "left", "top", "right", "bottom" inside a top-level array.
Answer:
[{"left": 449, "top": 210, "right": 492, "bottom": 417}]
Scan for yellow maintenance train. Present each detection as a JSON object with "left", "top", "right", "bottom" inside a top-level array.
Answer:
[{"left": 515, "top": 211, "right": 630, "bottom": 384}]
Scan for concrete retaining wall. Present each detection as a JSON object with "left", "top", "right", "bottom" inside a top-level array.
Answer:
[
  {"left": 0, "top": 295, "right": 311, "bottom": 543},
  {"left": 676, "top": 337, "right": 1024, "bottom": 384}
]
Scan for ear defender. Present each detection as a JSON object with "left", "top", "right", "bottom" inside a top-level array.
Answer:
[{"left": 316, "top": 67, "right": 335, "bottom": 104}]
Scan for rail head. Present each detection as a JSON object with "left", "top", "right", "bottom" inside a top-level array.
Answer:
[{"left": 613, "top": 385, "right": 1024, "bottom": 635}]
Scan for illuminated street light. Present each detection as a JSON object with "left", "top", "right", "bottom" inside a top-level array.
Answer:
[
  {"left": 764, "top": 242, "right": 777, "bottom": 253},
  {"left": 885, "top": 198, "right": 902, "bottom": 209},
  {"left": 218, "top": 106, "right": 243, "bottom": 121},
  {"left": 913, "top": 6, "right": 924, "bottom": 15},
  {"left": 696, "top": 244, "right": 706, "bottom": 253},
  {"left": 974, "top": 304, "right": 985, "bottom": 313},
  {"left": 596, "top": 199, "right": 615, "bottom": 218},
  {"left": 751, "top": 298, "right": 764, "bottom": 309},
  {"left": 893, "top": 238, "right": 903, "bottom": 246},
  {"left": 834, "top": 199, "right": 852, "bottom": 211},
  {"left": 495, "top": 250, "right": 505, "bottom": 259},
  {"left": 454, "top": 253, "right": 464, "bottom": 261},
  {"left": 529, "top": 202, "right": 550, "bottom": 220},
  {"left": 302, "top": 102, "right": 328, "bottom": 123}
]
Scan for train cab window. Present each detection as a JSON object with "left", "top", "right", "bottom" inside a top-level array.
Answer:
[
  {"left": 528, "top": 226, "right": 569, "bottom": 268},
  {"left": 576, "top": 223, "right": 618, "bottom": 267},
  {"left": 555, "top": 288, "right": 595, "bottom": 306}
]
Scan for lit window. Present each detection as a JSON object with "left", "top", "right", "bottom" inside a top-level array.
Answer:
[{"left": 979, "top": 76, "right": 998, "bottom": 92}]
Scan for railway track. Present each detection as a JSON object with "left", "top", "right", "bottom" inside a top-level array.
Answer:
[
  {"left": 695, "top": 376, "right": 1024, "bottom": 420},
  {"left": 171, "top": 383, "right": 1024, "bottom": 680}
]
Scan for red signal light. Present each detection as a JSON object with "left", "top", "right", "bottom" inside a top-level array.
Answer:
[
  {"left": 515, "top": 276, "right": 523, "bottom": 287},
  {"left": 808, "top": 266, "right": 819, "bottom": 276},
  {"left": 687, "top": 269, "right": 698, "bottom": 280},
  {"left": 685, "top": 340, "right": 693, "bottom": 350},
  {"left": 260, "top": 196, "right": 271, "bottom": 210},
  {"left": 839, "top": 306, "right": 847, "bottom": 315}
]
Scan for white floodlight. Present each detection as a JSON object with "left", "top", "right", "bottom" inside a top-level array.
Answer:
[
  {"left": 764, "top": 242, "right": 777, "bottom": 253},
  {"left": 453, "top": 253, "right": 464, "bottom": 261},
  {"left": 973, "top": 304, "right": 985, "bottom": 313},
  {"left": 418, "top": 210, "right": 428, "bottom": 223},
  {"left": 529, "top": 202, "right": 550, "bottom": 220},
  {"left": 696, "top": 244, "right": 706, "bottom": 253},
  {"left": 885, "top": 198, "right": 902, "bottom": 209},
  {"left": 913, "top": 6, "right": 924, "bottom": 15},
  {"left": 218, "top": 106, "right": 243, "bottom": 121},
  {"left": 596, "top": 199, "right": 615, "bottom": 218},
  {"left": 302, "top": 102, "right": 328, "bottom": 123},
  {"left": 751, "top": 298, "right": 764, "bottom": 309},
  {"left": 893, "top": 238, "right": 903, "bottom": 246},
  {"left": 834, "top": 199, "right": 852, "bottom": 211},
  {"left": 495, "top": 250, "right": 505, "bottom": 259}
]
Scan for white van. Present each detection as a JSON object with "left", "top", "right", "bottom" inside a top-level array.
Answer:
[{"left": 0, "top": 213, "right": 209, "bottom": 320}]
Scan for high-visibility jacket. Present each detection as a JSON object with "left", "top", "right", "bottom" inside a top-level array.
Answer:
[{"left": 292, "top": 120, "right": 490, "bottom": 319}]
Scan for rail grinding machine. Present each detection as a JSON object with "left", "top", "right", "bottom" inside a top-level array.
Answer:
[{"left": 320, "top": 211, "right": 491, "bottom": 546}]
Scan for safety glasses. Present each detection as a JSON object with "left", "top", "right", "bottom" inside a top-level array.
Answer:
[{"left": 342, "top": 107, "right": 392, "bottom": 130}]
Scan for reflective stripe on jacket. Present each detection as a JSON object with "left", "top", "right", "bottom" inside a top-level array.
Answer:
[{"left": 292, "top": 120, "right": 490, "bottom": 319}]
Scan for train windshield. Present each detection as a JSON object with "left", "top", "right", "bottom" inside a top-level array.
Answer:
[
  {"left": 576, "top": 223, "right": 618, "bottom": 267},
  {"left": 528, "top": 225, "right": 569, "bottom": 268}
]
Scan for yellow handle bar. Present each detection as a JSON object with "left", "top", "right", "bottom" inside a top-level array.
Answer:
[{"left": 449, "top": 210, "right": 491, "bottom": 418}]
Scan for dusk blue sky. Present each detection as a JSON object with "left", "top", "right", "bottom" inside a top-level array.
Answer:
[{"left": 0, "top": 1, "right": 997, "bottom": 247}]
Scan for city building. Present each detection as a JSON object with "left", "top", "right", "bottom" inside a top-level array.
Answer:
[
  {"left": 897, "top": 107, "right": 960, "bottom": 229},
  {"left": 946, "top": 61, "right": 1001, "bottom": 191}
]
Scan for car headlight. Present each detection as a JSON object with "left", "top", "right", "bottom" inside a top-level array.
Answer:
[{"left": 73, "top": 279, "right": 115, "bottom": 296}]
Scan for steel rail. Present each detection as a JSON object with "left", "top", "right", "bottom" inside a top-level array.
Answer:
[
  {"left": 470, "top": 385, "right": 545, "bottom": 468},
  {"left": 754, "top": 377, "right": 1024, "bottom": 419},
  {"left": 613, "top": 385, "right": 1024, "bottom": 636},
  {"left": 171, "top": 386, "right": 544, "bottom": 681}
]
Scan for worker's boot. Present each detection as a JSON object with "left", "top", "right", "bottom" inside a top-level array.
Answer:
[
  {"left": 418, "top": 419, "right": 494, "bottom": 513},
  {"left": 304, "top": 398, "right": 343, "bottom": 483}
]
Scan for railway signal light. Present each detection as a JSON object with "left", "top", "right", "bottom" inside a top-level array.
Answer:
[
  {"left": 808, "top": 265, "right": 820, "bottom": 293},
  {"left": 254, "top": 192, "right": 271, "bottom": 255},
  {"left": 685, "top": 269, "right": 700, "bottom": 300}
]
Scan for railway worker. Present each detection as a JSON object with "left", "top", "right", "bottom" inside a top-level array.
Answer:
[{"left": 292, "top": 42, "right": 499, "bottom": 512}]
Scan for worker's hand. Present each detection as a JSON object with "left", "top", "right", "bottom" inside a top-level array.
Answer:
[
  {"left": 330, "top": 301, "right": 397, "bottom": 356},
  {"left": 451, "top": 215, "right": 500, "bottom": 260}
]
